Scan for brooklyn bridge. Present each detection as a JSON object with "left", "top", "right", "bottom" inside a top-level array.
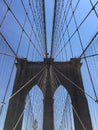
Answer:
[{"left": 0, "top": 0, "right": 98, "bottom": 130}]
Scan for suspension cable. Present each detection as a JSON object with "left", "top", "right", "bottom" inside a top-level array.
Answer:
[
  {"left": 71, "top": 103, "right": 86, "bottom": 130},
  {"left": 13, "top": 109, "right": 24, "bottom": 130},
  {"left": 20, "top": 0, "right": 45, "bottom": 53},
  {"left": 53, "top": 65, "right": 97, "bottom": 102},
  {"left": 2, "top": 0, "right": 44, "bottom": 58},
  {"left": 0, "top": 65, "right": 46, "bottom": 107},
  {"left": 80, "top": 32, "right": 98, "bottom": 58},
  {"left": 54, "top": 1, "right": 98, "bottom": 58},
  {"left": 25, "top": 98, "right": 31, "bottom": 130},
  {"left": 0, "top": 4, "right": 30, "bottom": 115},
  {"left": 0, "top": 52, "right": 16, "bottom": 58},
  {"left": 0, "top": 32, "right": 16, "bottom": 56},
  {"left": 0, "top": 0, "right": 14, "bottom": 27},
  {"left": 50, "top": 0, "right": 57, "bottom": 57},
  {"left": 42, "top": 0, "right": 47, "bottom": 56}
]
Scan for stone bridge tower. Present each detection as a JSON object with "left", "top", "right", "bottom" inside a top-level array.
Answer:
[{"left": 4, "top": 58, "right": 92, "bottom": 130}]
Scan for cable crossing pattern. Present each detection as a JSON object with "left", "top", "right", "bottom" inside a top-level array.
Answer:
[{"left": 0, "top": 0, "right": 98, "bottom": 130}]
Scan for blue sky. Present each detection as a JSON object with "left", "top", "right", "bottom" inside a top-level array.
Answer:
[
  {"left": 45, "top": 0, "right": 54, "bottom": 55},
  {"left": 0, "top": 0, "right": 98, "bottom": 130}
]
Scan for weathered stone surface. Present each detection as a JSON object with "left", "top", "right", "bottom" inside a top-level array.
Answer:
[{"left": 4, "top": 58, "right": 92, "bottom": 130}]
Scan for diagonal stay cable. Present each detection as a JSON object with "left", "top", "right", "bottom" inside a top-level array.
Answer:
[
  {"left": 80, "top": 54, "right": 98, "bottom": 59},
  {"left": 89, "top": 0, "right": 98, "bottom": 17},
  {"left": 53, "top": 65, "right": 97, "bottom": 103},
  {"left": 79, "top": 33, "right": 98, "bottom": 101},
  {"left": 0, "top": 0, "right": 14, "bottom": 27},
  {"left": 2, "top": 0, "right": 44, "bottom": 58},
  {"left": 0, "top": 32, "right": 16, "bottom": 57},
  {"left": 13, "top": 109, "right": 24, "bottom": 130},
  {"left": 60, "top": 94, "right": 69, "bottom": 124},
  {"left": 53, "top": 0, "right": 79, "bottom": 56},
  {"left": 21, "top": 0, "right": 45, "bottom": 53},
  {"left": 70, "top": 3, "right": 98, "bottom": 101},
  {"left": 55, "top": 0, "right": 65, "bottom": 38},
  {"left": 0, "top": 5, "right": 30, "bottom": 115},
  {"left": 0, "top": 52, "right": 16, "bottom": 58},
  {"left": 30, "top": 0, "right": 45, "bottom": 49},
  {"left": 57, "top": 0, "right": 72, "bottom": 45},
  {"left": 12, "top": 97, "right": 33, "bottom": 130},
  {"left": 80, "top": 32, "right": 98, "bottom": 58},
  {"left": 54, "top": 1, "right": 98, "bottom": 58},
  {"left": 0, "top": 65, "right": 47, "bottom": 107},
  {"left": 0, "top": 10, "right": 33, "bottom": 114},
  {"left": 53, "top": 70, "right": 73, "bottom": 130},
  {"left": 71, "top": 103, "right": 86, "bottom": 130},
  {"left": 28, "top": 0, "right": 45, "bottom": 52}
]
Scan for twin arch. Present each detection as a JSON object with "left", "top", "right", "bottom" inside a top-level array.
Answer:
[{"left": 4, "top": 58, "right": 92, "bottom": 130}]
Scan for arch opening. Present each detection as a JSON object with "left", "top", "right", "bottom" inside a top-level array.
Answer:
[
  {"left": 22, "top": 85, "right": 44, "bottom": 130},
  {"left": 53, "top": 85, "right": 75, "bottom": 130}
]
